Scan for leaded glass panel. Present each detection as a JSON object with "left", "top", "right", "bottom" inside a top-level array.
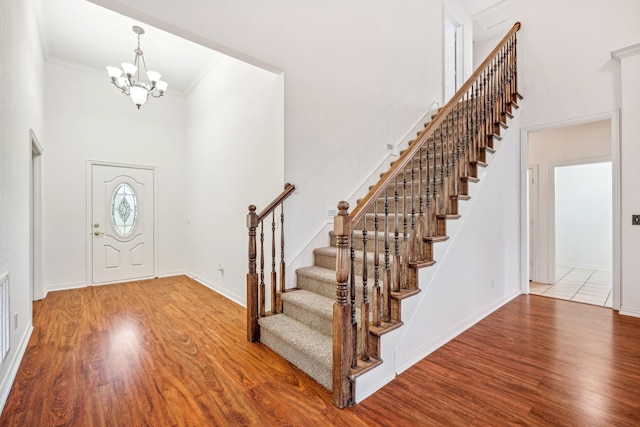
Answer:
[{"left": 111, "top": 183, "right": 138, "bottom": 238}]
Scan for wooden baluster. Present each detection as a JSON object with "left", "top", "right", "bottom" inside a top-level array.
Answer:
[
  {"left": 271, "top": 212, "right": 277, "bottom": 314},
  {"left": 452, "top": 108, "right": 459, "bottom": 196},
  {"left": 449, "top": 110, "right": 455, "bottom": 198},
  {"left": 259, "top": 221, "right": 265, "bottom": 317},
  {"left": 373, "top": 203, "right": 381, "bottom": 326},
  {"left": 410, "top": 155, "right": 418, "bottom": 263},
  {"left": 448, "top": 115, "right": 452, "bottom": 198},
  {"left": 401, "top": 169, "right": 409, "bottom": 289},
  {"left": 490, "top": 60, "right": 495, "bottom": 138},
  {"left": 501, "top": 45, "right": 508, "bottom": 116},
  {"left": 361, "top": 217, "right": 370, "bottom": 361},
  {"left": 393, "top": 176, "right": 401, "bottom": 292},
  {"left": 332, "top": 201, "right": 352, "bottom": 408},
  {"left": 246, "top": 205, "right": 259, "bottom": 342},
  {"left": 417, "top": 146, "right": 425, "bottom": 259},
  {"left": 496, "top": 54, "right": 501, "bottom": 122},
  {"left": 469, "top": 79, "right": 484, "bottom": 161},
  {"left": 511, "top": 33, "right": 520, "bottom": 101},
  {"left": 496, "top": 50, "right": 503, "bottom": 123},
  {"left": 279, "top": 204, "right": 286, "bottom": 312},
  {"left": 383, "top": 189, "right": 391, "bottom": 322},
  {"left": 432, "top": 134, "right": 437, "bottom": 233},
  {"left": 484, "top": 66, "right": 490, "bottom": 143},
  {"left": 507, "top": 37, "right": 515, "bottom": 102},
  {"left": 439, "top": 122, "right": 446, "bottom": 216},
  {"left": 461, "top": 92, "right": 468, "bottom": 180},
  {"left": 350, "top": 231, "right": 357, "bottom": 369},
  {"left": 425, "top": 145, "right": 431, "bottom": 237}
]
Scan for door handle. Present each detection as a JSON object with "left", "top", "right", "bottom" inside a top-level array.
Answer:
[{"left": 94, "top": 231, "right": 104, "bottom": 236}]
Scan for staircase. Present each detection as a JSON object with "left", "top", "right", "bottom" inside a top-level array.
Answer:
[{"left": 246, "top": 22, "right": 522, "bottom": 408}]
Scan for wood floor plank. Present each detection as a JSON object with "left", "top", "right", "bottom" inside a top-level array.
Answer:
[{"left": 1, "top": 277, "right": 639, "bottom": 426}]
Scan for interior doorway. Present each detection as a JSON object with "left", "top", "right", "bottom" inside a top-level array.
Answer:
[
  {"left": 444, "top": 14, "right": 462, "bottom": 102},
  {"left": 525, "top": 118, "right": 617, "bottom": 308}
]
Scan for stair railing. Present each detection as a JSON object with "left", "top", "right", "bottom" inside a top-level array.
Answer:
[
  {"left": 332, "top": 22, "right": 522, "bottom": 408},
  {"left": 246, "top": 183, "right": 296, "bottom": 342}
]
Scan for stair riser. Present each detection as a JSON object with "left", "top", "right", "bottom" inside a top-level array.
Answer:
[
  {"left": 283, "top": 301, "right": 332, "bottom": 337},
  {"left": 298, "top": 268, "right": 380, "bottom": 308}
]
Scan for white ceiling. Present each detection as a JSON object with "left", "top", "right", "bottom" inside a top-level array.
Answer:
[
  {"left": 34, "top": 0, "right": 510, "bottom": 95},
  {"left": 33, "top": 0, "right": 222, "bottom": 95},
  {"left": 458, "top": 0, "right": 513, "bottom": 43}
]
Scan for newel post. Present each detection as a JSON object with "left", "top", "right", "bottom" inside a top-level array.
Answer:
[
  {"left": 246, "top": 205, "right": 259, "bottom": 342},
  {"left": 332, "top": 201, "right": 353, "bottom": 408}
]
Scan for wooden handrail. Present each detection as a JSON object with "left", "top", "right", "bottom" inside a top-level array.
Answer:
[
  {"left": 350, "top": 22, "right": 521, "bottom": 225},
  {"left": 257, "top": 183, "right": 296, "bottom": 221}
]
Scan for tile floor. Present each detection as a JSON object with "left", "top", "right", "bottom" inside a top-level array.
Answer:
[{"left": 529, "top": 266, "right": 612, "bottom": 308}]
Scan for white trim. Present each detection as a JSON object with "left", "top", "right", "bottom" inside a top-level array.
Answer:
[
  {"left": 520, "top": 111, "right": 621, "bottom": 311},
  {"left": 611, "top": 43, "right": 640, "bottom": 60},
  {"left": 0, "top": 323, "right": 33, "bottom": 414},
  {"left": 527, "top": 164, "right": 539, "bottom": 283},
  {"left": 86, "top": 161, "right": 160, "bottom": 285},
  {"left": 520, "top": 127, "right": 529, "bottom": 293},
  {"left": 44, "top": 281, "right": 87, "bottom": 295},
  {"left": 30, "top": 130, "right": 44, "bottom": 301},
  {"left": 186, "top": 272, "right": 246, "bottom": 307},
  {"left": 619, "top": 306, "right": 640, "bottom": 318}
]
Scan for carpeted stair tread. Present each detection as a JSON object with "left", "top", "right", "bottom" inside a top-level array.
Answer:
[
  {"left": 314, "top": 246, "right": 377, "bottom": 266},
  {"left": 258, "top": 314, "right": 332, "bottom": 389}
]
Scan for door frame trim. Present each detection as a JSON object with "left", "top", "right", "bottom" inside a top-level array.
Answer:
[
  {"left": 86, "top": 161, "right": 159, "bottom": 284},
  {"left": 31, "top": 130, "right": 44, "bottom": 300}
]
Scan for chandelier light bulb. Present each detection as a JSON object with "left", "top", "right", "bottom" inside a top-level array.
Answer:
[{"left": 130, "top": 85, "right": 149, "bottom": 109}]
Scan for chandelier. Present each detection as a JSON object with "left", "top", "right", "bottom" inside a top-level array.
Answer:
[{"left": 106, "top": 26, "right": 168, "bottom": 109}]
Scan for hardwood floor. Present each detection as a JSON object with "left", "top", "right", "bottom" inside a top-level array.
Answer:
[{"left": 1, "top": 276, "right": 639, "bottom": 426}]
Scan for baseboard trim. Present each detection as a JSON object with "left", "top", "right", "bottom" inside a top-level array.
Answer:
[
  {"left": 395, "top": 290, "right": 521, "bottom": 374},
  {"left": 186, "top": 273, "right": 246, "bottom": 308},
  {"left": 619, "top": 306, "right": 640, "bottom": 318},
  {"left": 43, "top": 280, "right": 87, "bottom": 295},
  {"left": 0, "top": 322, "right": 33, "bottom": 414}
]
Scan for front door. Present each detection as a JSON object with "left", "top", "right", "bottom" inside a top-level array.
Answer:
[{"left": 92, "top": 164, "right": 155, "bottom": 284}]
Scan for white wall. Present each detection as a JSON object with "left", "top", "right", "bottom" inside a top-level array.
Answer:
[
  {"left": 397, "top": 113, "right": 521, "bottom": 370},
  {"left": 184, "top": 56, "right": 284, "bottom": 305},
  {"left": 555, "top": 162, "right": 612, "bottom": 270},
  {"left": 528, "top": 120, "right": 612, "bottom": 283},
  {"left": 42, "top": 62, "right": 187, "bottom": 291},
  {"left": 513, "top": 0, "right": 640, "bottom": 129},
  {"left": 89, "top": 0, "right": 448, "bottom": 269},
  {"left": 0, "top": 0, "right": 44, "bottom": 408}
]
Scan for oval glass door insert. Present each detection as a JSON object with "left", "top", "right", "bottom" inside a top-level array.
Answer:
[{"left": 111, "top": 183, "right": 138, "bottom": 238}]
